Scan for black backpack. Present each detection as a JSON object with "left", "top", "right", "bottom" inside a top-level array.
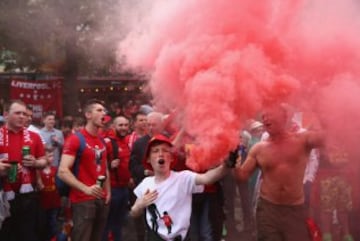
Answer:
[{"left": 107, "top": 137, "right": 120, "bottom": 183}]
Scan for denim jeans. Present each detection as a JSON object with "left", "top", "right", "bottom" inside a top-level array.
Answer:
[
  {"left": 44, "top": 208, "right": 61, "bottom": 241},
  {"left": 238, "top": 180, "right": 254, "bottom": 228},
  {"left": 102, "top": 187, "right": 129, "bottom": 241}
]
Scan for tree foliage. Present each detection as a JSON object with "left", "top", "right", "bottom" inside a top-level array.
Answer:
[
  {"left": 0, "top": 0, "right": 139, "bottom": 115},
  {"left": 0, "top": 0, "right": 125, "bottom": 74}
]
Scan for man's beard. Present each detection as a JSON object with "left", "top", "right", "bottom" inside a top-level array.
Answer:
[{"left": 116, "top": 131, "right": 126, "bottom": 138}]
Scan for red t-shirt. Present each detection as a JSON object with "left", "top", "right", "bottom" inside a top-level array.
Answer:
[
  {"left": 0, "top": 127, "right": 45, "bottom": 192},
  {"left": 62, "top": 129, "right": 108, "bottom": 203},
  {"left": 40, "top": 166, "right": 61, "bottom": 209},
  {"left": 105, "top": 135, "right": 131, "bottom": 187}
]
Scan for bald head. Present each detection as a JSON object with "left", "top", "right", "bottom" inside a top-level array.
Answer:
[
  {"left": 113, "top": 116, "right": 130, "bottom": 137},
  {"left": 262, "top": 105, "right": 288, "bottom": 136}
]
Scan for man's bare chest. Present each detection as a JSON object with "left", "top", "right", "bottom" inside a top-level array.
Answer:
[{"left": 257, "top": 141, "right": 306, "bottom": 169}]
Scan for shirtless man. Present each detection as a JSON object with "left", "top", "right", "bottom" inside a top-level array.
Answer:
[{"left": 236, "top": 105, "right": 323, "bottom": 241}]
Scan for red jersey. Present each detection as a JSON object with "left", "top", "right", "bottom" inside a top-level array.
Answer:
[
  {"left": 40, "top": 166, "right": 61, "bottom": 209},
  {"left": 105, "top": 135, "right": 131, "bottom": 187},
  {"left": 0, "top": 126, "right": 45, "bottom": 192},
  {"left": 62, "top": 129, "right": 108, "bottom": 203}
]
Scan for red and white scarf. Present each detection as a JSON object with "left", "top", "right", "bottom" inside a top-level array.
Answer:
[
  {"left": 0, "top": 126, "right": 32, "bottom": 147},
  {"left": 0, "top": 126, "right": 34, "bottom": 199}
]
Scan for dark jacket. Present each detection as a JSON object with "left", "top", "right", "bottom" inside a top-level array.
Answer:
[{"left": 129, "top": 134, "right": 151, "bottom": 185}]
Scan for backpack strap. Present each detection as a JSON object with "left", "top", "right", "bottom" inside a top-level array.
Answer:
[
  {"left": 110, "top": 138, "right": 119, "bottom": 159},
  {"left": 108, "top": 137, "right": 120, "bottom": 183},
  {"left": 55, "top": 131, "right": 86, "bottom": 197},
  {"left": 73, "top": 131, "right": 86, "bottom": 176}
]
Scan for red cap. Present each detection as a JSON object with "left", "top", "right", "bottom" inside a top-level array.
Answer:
[{"left": 143, "top": 134, "right": 173, "bottom": 170}]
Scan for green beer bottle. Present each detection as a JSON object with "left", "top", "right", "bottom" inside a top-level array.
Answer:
[
  {"left": 22, "top": 146, "right": 31, "bottom": 156},
  {"left": 8, "top": 160, "right": 18, "bottom": 183}
]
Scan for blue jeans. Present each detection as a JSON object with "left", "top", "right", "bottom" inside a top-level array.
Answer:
[
  {"left": 44, "top": 208, "right": 61, "bottom": 241},
  {"left": 238, "top": 180, "right": 253, "bottom": 229},
  {"left": 102, "top": 187, "right": 129, "bottom": 241}
]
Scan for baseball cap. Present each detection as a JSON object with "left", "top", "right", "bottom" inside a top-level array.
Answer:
[
  {"left": 142, "top": 134, "right": 174, "bottom": 170},
  {"left": 250, "top": 121, "right": 263, "bottom": 130}
]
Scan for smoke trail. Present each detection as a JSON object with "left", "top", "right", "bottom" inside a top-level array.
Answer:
[{"left": 117, "top": 0, "right": 360, "bottom": 170}]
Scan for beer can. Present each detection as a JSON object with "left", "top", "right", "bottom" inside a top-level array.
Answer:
[
  {"left": 22, "top": 146, "right": 31, "bottom": 156},
  {"left": 7, "top": 161, "right": 18, "bottom": 183},
  {"left": 96, "top": 175, "right": 106, "bottom": 187}
]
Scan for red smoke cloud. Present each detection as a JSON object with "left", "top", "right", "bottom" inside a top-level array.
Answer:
[{"left": 118, "top": 0, "right": 360, "bottom": 170}]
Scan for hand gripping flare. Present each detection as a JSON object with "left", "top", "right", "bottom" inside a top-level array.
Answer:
[{"left": 225, "top": 149, "right": 238, "bottom": 168}]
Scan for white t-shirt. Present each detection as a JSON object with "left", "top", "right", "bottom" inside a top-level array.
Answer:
[{"left": 134, "top": 170, "right": 204, "bottom": 240}]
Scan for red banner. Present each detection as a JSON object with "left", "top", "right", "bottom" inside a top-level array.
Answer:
[{"left": 10, "top": 79, "right": 62, "bottom": 120}]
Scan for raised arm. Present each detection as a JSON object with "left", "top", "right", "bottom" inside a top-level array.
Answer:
[{"left": 195, "top": 162, "right": 230, "bottom": 185}]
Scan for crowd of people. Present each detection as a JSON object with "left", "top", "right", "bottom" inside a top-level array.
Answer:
[{"left": 0, "top": 98, "right": 359, "bottom": 241}]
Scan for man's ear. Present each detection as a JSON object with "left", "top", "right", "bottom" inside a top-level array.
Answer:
[{"left": 84, "top": 111, "right": 91, "bottom": 120}]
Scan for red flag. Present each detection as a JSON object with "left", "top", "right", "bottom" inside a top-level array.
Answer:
[{"left": 10, "top": 79, "right": 63, "bottom": 120}]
